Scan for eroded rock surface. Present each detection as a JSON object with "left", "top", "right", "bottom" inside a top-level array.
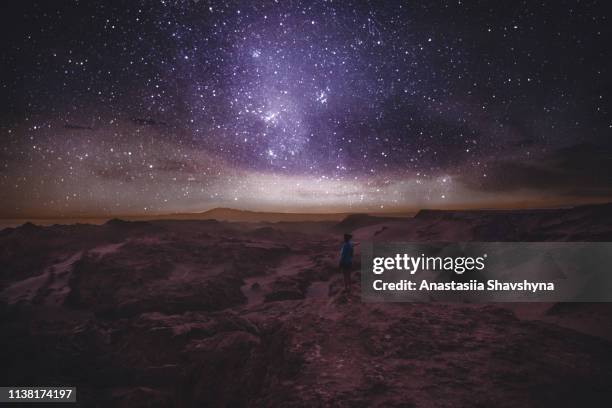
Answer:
[{"left": 2, "top": 207, "right": 612, "bottom": 407}]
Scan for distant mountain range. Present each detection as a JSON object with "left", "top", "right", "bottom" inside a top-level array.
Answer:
[{"left": 139, "top": 207, "right": 415, "bottom": 223}]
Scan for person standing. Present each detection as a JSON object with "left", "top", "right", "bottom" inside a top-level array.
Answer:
[{"left": 339, "top": 233, "right": 354, "bottom": 293}]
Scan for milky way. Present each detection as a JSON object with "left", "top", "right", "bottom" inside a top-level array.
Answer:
[{"left": 1, "top": 0, "right": 610, "bottom": 217}]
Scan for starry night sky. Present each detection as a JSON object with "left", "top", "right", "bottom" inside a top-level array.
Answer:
[{"left": 1, "top": 0, "right": 611, "bottom": 217}]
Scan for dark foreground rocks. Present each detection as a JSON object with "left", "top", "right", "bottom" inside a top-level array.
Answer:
[
  {"left": 2, "top": 299, "right": 612, "bottom": 407},
  {"left": 2, "top": 210, "right": 612, "bottom": 407}
]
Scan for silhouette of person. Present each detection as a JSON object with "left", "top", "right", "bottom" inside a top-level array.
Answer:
[{"left": 339, "top": 233, "right": 354, "bottom": 293}]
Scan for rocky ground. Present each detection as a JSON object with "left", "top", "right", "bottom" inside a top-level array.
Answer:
[{"left": 1, "top": 204, "right": 612, "bottom": 407}]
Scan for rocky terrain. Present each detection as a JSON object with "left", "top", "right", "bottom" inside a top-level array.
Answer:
[{"left": 1, "top": 204, "right": 612, "bottom": 407}]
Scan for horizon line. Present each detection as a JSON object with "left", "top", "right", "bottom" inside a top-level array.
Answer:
[{"left": 2, "top": 199, "right": 611, "bottom": 220}]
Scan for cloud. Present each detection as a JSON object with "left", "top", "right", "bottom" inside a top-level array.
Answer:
[{"left": 460, "top": 143, "right": 612, "bottom": 197}]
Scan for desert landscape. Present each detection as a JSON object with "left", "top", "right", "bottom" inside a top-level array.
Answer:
[
  {"left": 3, "top": 0, "right": 611, "bottom": 405},
  {"left": 1, "top": 203, "right": 612, "bottom": 407}
]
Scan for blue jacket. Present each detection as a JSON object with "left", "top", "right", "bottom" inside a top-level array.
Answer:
[{"left": 340, "top": 241, "right": 354, "bottom": 265}]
